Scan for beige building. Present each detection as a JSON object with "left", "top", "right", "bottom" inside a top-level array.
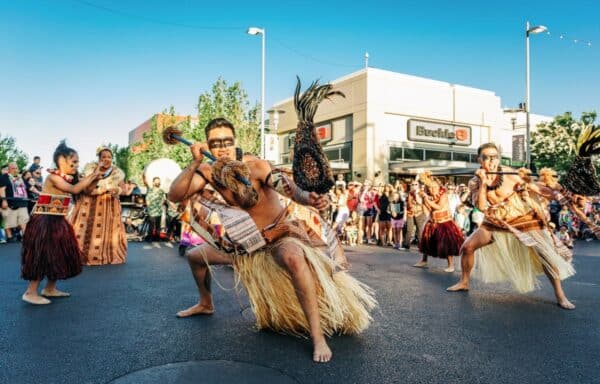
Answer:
[{"left": 270, "top": 68, "right": 528, "bottom": 184}]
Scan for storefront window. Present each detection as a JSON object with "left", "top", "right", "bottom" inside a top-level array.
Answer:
[
  {"left": 453, "top": 152, "right": 471, "bottom": 162},
  {"left": 325, "top": 148, "right": 340, "bottom": 161},
  {"left": 403, "top": 148, "right": 424, "bottom": 160},
  {"left": 390, "top": 147, "right": 403, "bottom": 161},
  {"left": 425, "top": 150, "right": 451, "bottom": 161},
  {"left": 340, "top": 146, "right": 352, "bottom": 162},
  {"left": 501, "top": 157, "right": 511, "bottom": 166}
]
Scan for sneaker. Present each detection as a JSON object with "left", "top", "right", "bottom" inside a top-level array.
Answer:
[{"left": 0, "top": 240, "right": 6, "bottom": 244}]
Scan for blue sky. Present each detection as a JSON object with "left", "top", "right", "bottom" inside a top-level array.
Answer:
[{"left": 1, "top": 0, "right": 599, "bottom": 168}]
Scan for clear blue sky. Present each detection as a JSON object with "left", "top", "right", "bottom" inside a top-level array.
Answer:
[{"left": 1, "top": 0, "right": 599, "bottom": 168}]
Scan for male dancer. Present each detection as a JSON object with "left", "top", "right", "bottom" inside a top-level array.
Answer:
[
  {"left": 168, "top": 118, "right": 375, "bottom": 363},
  {"left": 447, "top": 143, "right": 576, "bottom": 309}
]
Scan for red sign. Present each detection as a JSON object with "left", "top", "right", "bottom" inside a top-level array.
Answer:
[{"left": 316, "top": 124, "right": 332, "bottom": 142}]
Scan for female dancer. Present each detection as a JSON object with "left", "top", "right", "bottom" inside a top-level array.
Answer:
[
  {"left": 21, "top": 141, "right": 101, "bottom": 305},
  {"left": 71, "top": 146, "right": 127, "bottom": 265},
  {"left": 413, "top": 172, "right": 464, "bottom": 272}
]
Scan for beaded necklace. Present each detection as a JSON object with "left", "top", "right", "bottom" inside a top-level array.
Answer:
[{"left": 47, "top": 169, "right": 74, "bottom": 183}]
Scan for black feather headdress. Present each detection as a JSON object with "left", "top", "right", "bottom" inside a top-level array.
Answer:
[
  {"left": 563, "top": 124, "right": 600, "bottom": 195},
  {"left": 292, "top": 77, "right": 345, "bottom": 194}
]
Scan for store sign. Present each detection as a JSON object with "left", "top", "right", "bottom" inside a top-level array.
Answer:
[
  {"left": 316, "top": 123, "right": 332, "bottom": 143},
  {"left": 512, "top": 134, "right": 525, "bottom": 162},
  {"left": 407, "top": 119, "right": 471, "bottom": 146}
]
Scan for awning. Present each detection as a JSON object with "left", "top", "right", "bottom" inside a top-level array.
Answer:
[{"left": 389, "top": 160, "right": 479, "bottom": 176}]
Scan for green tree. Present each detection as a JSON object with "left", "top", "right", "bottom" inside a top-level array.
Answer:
[
  {"left": 108, "top": 143, "right": 131, "bottom": 180},
  {"left": 196, "top": 78, "right": 261, "bottom": 155},
  {"left": 531, "top": 111, "right": 599, "bottom": 174},
  {"left": 0, "top": 134, "right": 28, "bottom": 170}
]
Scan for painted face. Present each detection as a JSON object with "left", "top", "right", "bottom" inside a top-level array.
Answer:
[
  {"left": 479, "top": 147, "right": 499, "bottom": 172},
  {"left": 207, "top": 127, "right": 236, "bottom": 160},
  {"left": 99, "top": 150, "right": 113, "bottom": 169},
  {"left": 58, "top": 153, "right": 80, "bottom": 175}
]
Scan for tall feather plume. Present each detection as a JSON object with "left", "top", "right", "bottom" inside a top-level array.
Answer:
[
  {"left": 292, "top": 77, "right": 345, "bottom": 195},
  {"left": 564, "top": 123, "right": 600, "bottom": 195}
]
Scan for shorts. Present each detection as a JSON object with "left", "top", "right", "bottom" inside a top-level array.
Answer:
[
  {"left": 2, "top": 207, "right": 29, "bottom": 228},
  {"left": 391, "top": 219, "right": 405, "bottom": 229},
  {"left": 362, "top": 207, "right": 377, "bottom": 218}
]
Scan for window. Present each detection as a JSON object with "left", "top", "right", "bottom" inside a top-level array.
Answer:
[
  {"left": 390, "top": 147, "right": 403, "bottom": 161},
  {"left": 425, "top": 150, "right": 451, "bottom": 161},
  {"left": 340, "top": 146, "right": 352, "bottom": 162},
  {"left": 453, "top": 152, "right": 471, "bottom": 162},
  {"left": 403, "top": 148, "right": 424, "bottom": 160},
  {"left": 501, "top": 157, "right": 511, "bottom": 166}
]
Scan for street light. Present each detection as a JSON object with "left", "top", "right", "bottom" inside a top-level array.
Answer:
[
  {"left": 247, "top": 27, "right": 266, "bottom": 158},
  {"left": 525, "top": 21, "right": 547, "bottom": 170}
]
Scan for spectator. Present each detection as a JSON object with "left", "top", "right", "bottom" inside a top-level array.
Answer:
[
  {"left": 402, "top": 180, "right": 428, "bottom": 249},
  {"left": 28, "top": 158, "right": 43, "bottom": 185},
  {"left": 344, "top": 211, "right": 359, "bottom": 247},
  {"left": 454, "top": 204, "right": 470, "bottom": 236},
  {"left": 333, "top": 186, "right": 349, "bottom": 235},
  {"left": 390, "top": 192, "right": 405, "bottom": 249},
  {"left": 0, "top": 162, "right": 30, "bottom": 242},
  {"left": 145, "top": 177, "right": 166, "bottom": 241},
  {"left": 358, "top": 181, "right": 377, "bottom": 244},
  {"left": 556, "top": 224, "right": 574, "bottom": 249},
  {"left": 446, "top": 183, "right": 461, "bottom": 217},
  {"left": 335, "top": 174, "right": 347, "bottom": 190},
  {"left": 376, "top": 184, "right": 393, "bottom": 246}
]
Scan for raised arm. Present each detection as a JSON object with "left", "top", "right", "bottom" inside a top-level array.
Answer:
[
  {"left": 168, "top": 142, "right": 210, "bottom": 202},
  {"left": 261, "top": 162, "right": 329, "bottom": 211},
  {"left": 49, "top": 168, "right": 101, "bottom": 195}
]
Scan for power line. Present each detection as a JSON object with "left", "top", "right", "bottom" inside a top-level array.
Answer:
[
  {"left": 270, "top": 36, "right": 358, "bottom": 69},
  {"left": 69, "top": 0, "right": 245, "bottom": 30}
]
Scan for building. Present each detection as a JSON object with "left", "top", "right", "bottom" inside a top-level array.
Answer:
[{"left": 269, "top": 68, "right": 545, "bottom": 185}]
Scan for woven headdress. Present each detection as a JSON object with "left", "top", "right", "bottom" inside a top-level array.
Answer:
[{"left": 563, "top": 124, "right": 600, "bottom": 195}]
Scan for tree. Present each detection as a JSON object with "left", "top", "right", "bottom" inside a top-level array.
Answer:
[
  {"left": 196, "top": 78, "right": 261, "bottom": 155},
  {"left": 108, "top": 143, "right": 131, "bottom": 180},
  {"left": 531, "top": 111, "right": 599, "bottom": 175},
  {"left": 0, "top": 134, "right": 28, "bottom": 170}
]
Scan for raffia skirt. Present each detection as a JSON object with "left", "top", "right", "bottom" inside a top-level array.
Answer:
[
  {"left": 419, "top": 220, "right": 464, "bottom": 259},
  {"left": 473, "top": 229, "right": 575, "bottom": 293},
  {"left": 230, "top": 237, "right": 377, "bottom": 337},
  {"left": 21, "top": 214, "right": 83, "bottom": 281}
]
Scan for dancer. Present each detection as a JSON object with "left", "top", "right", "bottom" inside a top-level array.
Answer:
[
  {"left": 21, "top": 141, "right": 101, "bottom": 305},
  {"left": 168, "top": 117, "right": 376, "bottom": 363},
  {"left": 413, "top": 172, "right": 464, "bottom": 272},
  {"left": 71, "top": 146, "right": 127, "bottom": 265},
  {"left": 447, "top": 143, "right": 576, "bottom": 309}
]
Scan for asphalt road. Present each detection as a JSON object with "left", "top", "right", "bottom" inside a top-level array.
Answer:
[{"left": 1, "top": 240, "right": 599, "bottom": 384}]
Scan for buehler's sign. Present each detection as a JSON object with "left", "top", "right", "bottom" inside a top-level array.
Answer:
[{"left": 407, "top": 119, "right": 471, "bottom": 146}]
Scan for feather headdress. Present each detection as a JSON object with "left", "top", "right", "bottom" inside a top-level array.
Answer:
[{"left": 563, "top": 124, "right": 600, "bottom": 195}]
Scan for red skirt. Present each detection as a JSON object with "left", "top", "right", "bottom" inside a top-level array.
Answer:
[
  {"left": 419, "top": 220, "right": 464, "bottom": 259},
  {"left": 21, "top": 214, "right": 83, "bottom": 281}
]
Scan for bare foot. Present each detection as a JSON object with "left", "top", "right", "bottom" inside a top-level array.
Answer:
[
  {"left": 557, "top": 298, "right": 575, "bottom": 310},
  {"left": 176, "top": 303, "right": 215, "bottom": 318},
  {"left": 446, "top": 282, "right": 469, "bottom": 292},
  {"left": 313, "top": 339, "right": 332, "bottom": 363},
  {"left": 22, "top": 293, "right": 51, "bottom": 305},
  {"left": 413, "top": 261, "right": 428, "bottom": 268},
  {"left": 41, "top": 288, "right": 70, "bottom": 297}
]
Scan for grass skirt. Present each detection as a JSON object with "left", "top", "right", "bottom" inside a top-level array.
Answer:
[
  {"left": 231, "top": 237, "right": 377, "bottom": 337},
  {"left": 419, "top": 220, "right": 464, "bottom": 259},
  {"left": 21, "top": 214, "right": 83, "bottom": 281},
  {"left": 473, "top": 229, "right": 575, "bottom": 293}
]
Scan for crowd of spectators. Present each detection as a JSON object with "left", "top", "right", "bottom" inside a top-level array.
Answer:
[{"left": 324, "top": 174, "right": 600, "bottom": 251}]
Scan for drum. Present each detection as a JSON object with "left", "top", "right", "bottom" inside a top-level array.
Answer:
[{"left": 142, "top": 158, "right": 182, "bottom": 192}]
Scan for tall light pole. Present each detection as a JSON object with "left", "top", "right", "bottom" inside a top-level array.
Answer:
[
  {"left": 525, "top": 21, "right": 547, "bottom": 170},
  {"left": 247, "top": 27, "right": 266, "bottom": 158}
]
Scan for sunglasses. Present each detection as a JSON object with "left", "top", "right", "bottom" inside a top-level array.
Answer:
[
  {"left": 208, "top": 137, "right": 235, "bottom": 149},
  {"left": 481, "top": 154, "right": 499, "bottom": 161}
]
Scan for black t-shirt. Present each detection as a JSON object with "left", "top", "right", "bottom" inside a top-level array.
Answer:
[{"left": 0, "top": 174, "right": 29, "bottom": 209}]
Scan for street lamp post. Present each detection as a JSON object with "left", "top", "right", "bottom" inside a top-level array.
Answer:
[
  {"left": 525, "top": 21, "right": 547, "bottom": 170},
  {"left": 247, "top": 27, "right": 266, "bottom": 158}
]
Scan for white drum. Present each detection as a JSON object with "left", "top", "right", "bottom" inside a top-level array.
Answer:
[{"left": 143, "top": 158, "right": 182, "bottom": 193}]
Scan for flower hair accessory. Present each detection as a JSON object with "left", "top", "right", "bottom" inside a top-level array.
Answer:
[
  {"left": 96, "top": 145, "right": 112, "bottom": 156},
  {"left": 419, "top": 171, "right": 439, "bottom": 189}
]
